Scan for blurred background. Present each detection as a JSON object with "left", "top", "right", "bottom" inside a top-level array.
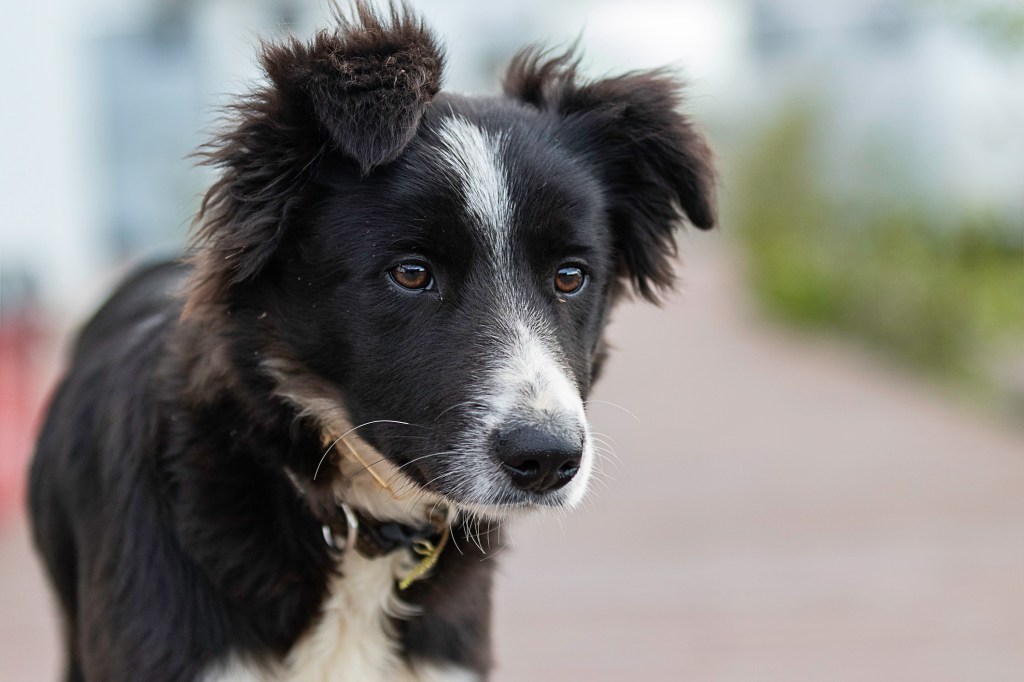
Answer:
[{"left": 1, "top": 0, "right": 1022, "bottom": 679}]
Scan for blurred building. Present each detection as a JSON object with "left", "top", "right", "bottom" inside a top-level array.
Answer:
[{"left": 745, "top": 0, "right": 1024, "bottom": 228}]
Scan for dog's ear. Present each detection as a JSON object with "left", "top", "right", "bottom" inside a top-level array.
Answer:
[
  {"left": 504, "top": 49, "right": 716, "bottom": 302},
  {"left": 273, "top": 2, "right": 445, "bottom": 174},
  {"left": 187, "top": 2, "right": 443, "bottom": 311}
]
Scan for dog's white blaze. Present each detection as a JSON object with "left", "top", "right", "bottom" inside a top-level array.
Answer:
[
  {"left": 436, "top": 116, "right": 513, "bottom": 250},
  {"left": 504, "top": 320, "right": 582, "bottom": 417},
  {"left": 461, "top": 313, "right": 593, "bottom": 510},
  {"left": 492, "top": 320, "right": 594, "bottom": 508},
  {"left": 481, "top": 317, "right": 586, "bottom": 440}
]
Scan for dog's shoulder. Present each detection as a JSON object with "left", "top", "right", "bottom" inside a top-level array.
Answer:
[{"left": 70, "top": 259, "right": 188, "bottom": 366}]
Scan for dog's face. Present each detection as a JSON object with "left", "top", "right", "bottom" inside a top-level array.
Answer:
[
  {"left": 188, "top": 5, "right": 715, "bottom": 515},
  {"left": 276, "top": 103, "right": 614, "bottom": 511}
]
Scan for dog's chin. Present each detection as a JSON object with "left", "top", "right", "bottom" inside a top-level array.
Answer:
[
  {"left": 427, "top": 476, "right": 591, "bottom": 524},
  {"left": 450, "top": 496, "right": 570, "bottom": 524}
]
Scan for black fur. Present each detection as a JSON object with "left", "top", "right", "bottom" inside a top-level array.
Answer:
[{"left": 30, "top": 3, "right": 715, "bottom": 680}]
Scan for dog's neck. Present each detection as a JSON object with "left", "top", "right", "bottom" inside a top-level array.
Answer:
[{"left": 176, "top": 319, "right": 449, "bottom": 530}]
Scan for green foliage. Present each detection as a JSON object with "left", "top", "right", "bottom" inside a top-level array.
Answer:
[
  {"left": 731, "top": 103, "right": 1023, "bottom": 379},
  {"left": 972, "top": 7, "right": 1024, "bottom": 49},
  {"left": 920, "top": 0, "right": 1024, "bottom": 50}
]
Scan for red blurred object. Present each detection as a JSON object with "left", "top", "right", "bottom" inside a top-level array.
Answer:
[{"left": 0, "top": 313, "right": 49, "bottom": 525}]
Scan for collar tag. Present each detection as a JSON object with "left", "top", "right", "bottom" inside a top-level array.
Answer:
[{"left": 398, "top": 530, "right": 449, "bottom": 590}]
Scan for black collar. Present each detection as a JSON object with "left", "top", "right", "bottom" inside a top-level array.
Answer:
[{"left": 321, "top": 503, "right": 449, "bottom": 560}]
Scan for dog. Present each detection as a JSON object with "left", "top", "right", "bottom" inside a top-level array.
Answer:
[{"left": 29, "top": 3, "right": 715, "bottom": 680}]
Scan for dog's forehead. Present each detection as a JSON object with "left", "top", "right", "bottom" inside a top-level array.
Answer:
[
  {"left": 402, "top": 102, "right": 605, "bottom": 254},
  {"left": 432, "top": 115, "right": 514, "bottom": 251}
]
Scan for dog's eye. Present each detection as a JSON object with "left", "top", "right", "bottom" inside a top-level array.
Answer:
[
  {"left": 389, "top": 263, "right": 433, "bottom": 291},
  {"left": 554, "top": 266, "right": 586, "bottom": 295}
]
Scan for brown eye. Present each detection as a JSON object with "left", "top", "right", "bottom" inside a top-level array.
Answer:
[
  {"left": 554, "top": 266, "right": 586, "bottom": 295},
  {"left": 389, "top": 263, "right": 433, "bottom": 290}
]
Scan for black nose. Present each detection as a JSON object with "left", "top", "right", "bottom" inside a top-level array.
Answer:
[{"left": 495, "top": 426, "right": 582, "bottom": 493}]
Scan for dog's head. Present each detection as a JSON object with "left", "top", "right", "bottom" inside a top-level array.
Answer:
[{"left": 187, "top": 2, "right": 715, "bottom": 517}]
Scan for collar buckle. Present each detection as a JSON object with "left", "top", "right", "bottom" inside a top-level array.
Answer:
[{"left": 321, "top": 501, "right": 358, "bottom": 552}]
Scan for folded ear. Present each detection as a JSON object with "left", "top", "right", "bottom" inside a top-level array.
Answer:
[
  {"left": 504, "top": 49, "right": 716, "bottom": 302},
  {"left": 188, "top": 1, "right": 443, "bottom": 311},
  {"left": 274, "top": 2, "right": 444, "bottom": 174}
]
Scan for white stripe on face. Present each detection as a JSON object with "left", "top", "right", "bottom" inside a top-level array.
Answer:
[
  {"left": 492, "top": 318, "right": 595, "bottom": 509},
  {"left": 435, "top": 116, "right": 513, "bottom": 253},
  {"left": 434, "top": 116, "right": 593, "bottom": 508},
  {"left": 490, "top": 318, "right": 584, "bottom": 431}
]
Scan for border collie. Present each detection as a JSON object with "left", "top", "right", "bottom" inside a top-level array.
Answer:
[{"left": 29, "top": 3, "right": 715, "bottom": 680}]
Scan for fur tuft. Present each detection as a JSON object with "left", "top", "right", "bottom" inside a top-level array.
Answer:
[{"left": 285, "top": 1, "right": 444, "bottom": 173}]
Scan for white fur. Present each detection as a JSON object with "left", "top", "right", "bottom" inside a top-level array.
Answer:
[
  {"left": 282, "top": 551, "right": 411, "bottom": 681},
  {"left": 435, "top": 116, "right": 513, "bottom": 249},
  {"left": 286, "top": 550, "right": 479, "bottom": 680},
  {"left": 395, "top": 664, "right": 483, "bottom": 682},
  {"left": 199, "top": 654, "right": 272, "bottom": 682}
]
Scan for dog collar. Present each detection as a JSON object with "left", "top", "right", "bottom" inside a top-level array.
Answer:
[{"left": 321, "top": 503, "right": 452, "bottom": 590}]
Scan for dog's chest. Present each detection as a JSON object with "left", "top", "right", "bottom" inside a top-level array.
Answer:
[
  {"left": 283, "top": 549, "right": 410, "bottom": 681},
  {"left": 204, "top": 549, "right": 475, "bottom": 682}
]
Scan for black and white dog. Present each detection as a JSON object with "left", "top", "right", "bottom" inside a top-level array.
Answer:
[{"left": 29, "top": 3, "right": 715, "bottom": 680}]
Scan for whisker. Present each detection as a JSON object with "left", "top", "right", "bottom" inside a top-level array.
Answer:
[
  {"left": 584, "top": 399, "right": 642, "bottom": 423},
  {"left": 592, "top": 449, "right": 622, "bottom": 473},
  {"left": 479, "top": 542, "right": 510, "bottom": 562},
  {"left": 313, "top": 419, "right": 420, "bottom": 480},
  {"left": 590, "top": 430, "right": 619, "bottom": 446},
  {"left": 346, "top": 455, "right": 390, "bottom": 479},
  {"left": 379, "top": 451, "right": 459, "bottom": 492},
  {"left": 434, "top": 400, "right": 485, "bottom": 421},
  {"left": 448, "top": 515, "right": 464, "bottom": 556}
]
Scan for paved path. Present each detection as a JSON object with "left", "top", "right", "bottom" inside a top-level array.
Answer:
[{"left": 3, "top": 236, "right": 1023, "bottom": 680}]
